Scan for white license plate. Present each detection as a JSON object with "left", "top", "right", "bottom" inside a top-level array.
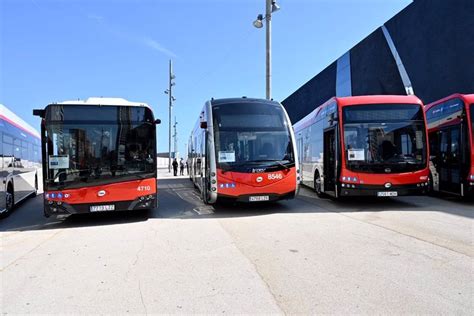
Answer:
[
  {"left": 90, "top": 205, "right": 115, "bottom": 212},
  {"left": 377, "top": 191, "right": 398, "bottom": 197},
  {"left": 249, "top": 196, "right": 270, "bottom": 202}
]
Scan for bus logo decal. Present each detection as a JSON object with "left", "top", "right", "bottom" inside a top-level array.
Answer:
[
  {"left": 97, "top": 190, "right": 106, "bottom": 197},
  {"left": 256, "top": 176, "right": 263, "bottom": 183},
  {"left": 384, "top": 183, "right": 392, "bottom": 189}
]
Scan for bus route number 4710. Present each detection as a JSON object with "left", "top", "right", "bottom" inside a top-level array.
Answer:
[{"left": 137, "top": 186, "right": 152, "bottom": 191}]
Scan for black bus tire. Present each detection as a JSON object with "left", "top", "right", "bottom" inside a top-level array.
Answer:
[
  {"left": 427, "top": 173, "right": 434, "bottom": 196},
  {"left": 6, "top": 183, "right": 14, "bottom": 214},
  {"left": 33, "top": 175, "right": 38, "bottom": 197},
  {"left": 314, "top": 171, "right": 325, "bottom": 198}
]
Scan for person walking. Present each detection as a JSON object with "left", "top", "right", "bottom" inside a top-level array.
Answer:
[
  {"left": 179, "top": 158, "right": 185, "bottom": 176},
  {"left": 172, "top": 158, "right": 178, "bottom": 176}
]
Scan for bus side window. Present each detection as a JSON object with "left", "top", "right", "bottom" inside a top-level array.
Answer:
[
  {"left": 450, "top": 128, "right": 460, "bottom": 163},
  {"left": 14, "top": 138, "right": 21, "bottom": 160},
  {"left": 0, "top": 132, "right": 2, "bottom": 169},
  {"left": 440, "top": 131, "right": 449, "bottom": 161}
]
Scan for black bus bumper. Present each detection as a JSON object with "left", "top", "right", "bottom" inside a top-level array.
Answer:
[
  {"left": 339, "top": 183, "right": 428, "bottom": 197},
  {"left": 43, "top": 196, "right": 157, "bottom": 217}
]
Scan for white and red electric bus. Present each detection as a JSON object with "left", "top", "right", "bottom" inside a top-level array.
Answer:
[
  {"left": 188, "top": 97, "right": 299, "bottom": 204},
  {"left": 0, "top": 104, "right": 41, "bottom": 217},
  {"left": 294, "top": 95, "right": 430, "bottom": 198},
  {"left": 425, "top": 94, "right": 473, "bottom": 197},
  {"left": 33, "top": 97, "right": 160, "bottom": 217}
]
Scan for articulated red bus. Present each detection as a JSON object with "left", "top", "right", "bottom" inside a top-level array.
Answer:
[
  {"left": 425, "top": 94, "right": 473, "bottom": 197},
  {"left": 188, "top": 97, "right": 299, "bottom": 204},
  {"left": 294, "top": 95, "right": 430, "bottom": 198},
  {"left": 33, "top": 97, "right": 160, "bottom": 218}
]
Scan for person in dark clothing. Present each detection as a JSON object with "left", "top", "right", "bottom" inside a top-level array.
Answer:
[
  {"left": 179, "top": 158, "right": 185, "bottom": 175},
  {"left": 172, "top": 158, "right": 178, "bottom": 176}
]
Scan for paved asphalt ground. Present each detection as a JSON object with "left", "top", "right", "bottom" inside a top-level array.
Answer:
[{"left": 1, "top": 176, "right": 473, "bottom": 314}]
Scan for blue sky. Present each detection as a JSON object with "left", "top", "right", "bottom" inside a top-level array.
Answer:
[{"left": 0, "top": 0, "right": 412, "bottom": 154}]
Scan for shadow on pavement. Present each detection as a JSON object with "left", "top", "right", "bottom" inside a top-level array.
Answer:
[{"left": 1, "top": 177, "right": 472, "bottom": 232}]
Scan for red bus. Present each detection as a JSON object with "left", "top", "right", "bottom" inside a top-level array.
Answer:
[
  {"left": 188, "top": 98, "right": 299, "bottom": 204},
  {"left": 294, "top": 95, "right": 430, "bottom": 198},
  {"left": 33, "top": 97, "right": 160, "bottom": 218},
  {"left": 425, "top": 94, "right": 473, "bottom": 197}
]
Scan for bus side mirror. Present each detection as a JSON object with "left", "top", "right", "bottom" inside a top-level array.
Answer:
[
  {"left": 200, "top": 122, "right": 207, "bottom": 129},
  {"left": 154, "top": 119, "right": 161, "bottom": 125},
  {"left": 33, "top": 109, "right": 45, "bottom": 118}
]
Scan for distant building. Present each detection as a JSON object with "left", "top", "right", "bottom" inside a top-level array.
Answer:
[{"left": 282, "top": 0, "right": 474, "bottom": 123}]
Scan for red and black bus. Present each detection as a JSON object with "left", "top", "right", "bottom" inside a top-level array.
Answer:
[
  {"left": 188, "top": 97, "right": 299, "bottom": 204},
  {"left": 294, "top": 95, "right": 430, "bottom": 198},
  {"left": 34, "top": 97, "right": 160, "bottom": 218},
  {"left": 425, "top": 94, "right": 473, "bottom": 197}
]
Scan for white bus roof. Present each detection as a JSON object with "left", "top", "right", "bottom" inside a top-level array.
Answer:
[
  {"left": 0, "top": 103, "right": 41, "bottom": 139},
  {"left": 55, "top": 97, "right": 151, "bottom": 109}
]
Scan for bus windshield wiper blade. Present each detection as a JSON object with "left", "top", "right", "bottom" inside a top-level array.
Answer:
[{"left": 249, "top": 160, "right": 291, "bottom": 170}]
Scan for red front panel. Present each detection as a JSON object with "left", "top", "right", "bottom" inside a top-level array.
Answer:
[
  {"left": 45, "top": 178, "right": 157, "bottom": 204},
  {"left": 216, "top": 167, "right": 296, "bottom": 197},
  {"left": 339, "top": 169, "right": 429, "bottom": 186}
]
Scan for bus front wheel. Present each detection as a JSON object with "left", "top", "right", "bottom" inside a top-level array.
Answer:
[
  {"left": 314, "top": 172, "right": 324, "bottom": 198},
  {"left": 33, "top": 175, "right": 38, "bottom": 196},
  {"left": 6, "top": 183, "right": 14, "bottom": 214}
]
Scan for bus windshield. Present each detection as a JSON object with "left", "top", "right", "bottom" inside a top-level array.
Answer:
[
  {"left": 212, "top": 102, "right": 294, "bottom": 171},
  {"left": 342, "top": 104, "right": 426, "bottom": 173},
  {"left": 44, "top": 105, "right": 156, "bottom": 190}
]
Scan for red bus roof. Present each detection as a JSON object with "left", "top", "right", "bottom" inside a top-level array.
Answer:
[
  {"left": 336, "top": 95, "right": 423, "bottom": 107},
  {"left": 293, "top": 95, "right": 423, "bottom": 131},
  {"left": 425, "top": 93, "right": 474, "bottom": 111}
]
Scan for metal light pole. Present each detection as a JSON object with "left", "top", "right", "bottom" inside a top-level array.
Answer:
[
  {"left": 164, "top": 60, "right": 176, "bottom": 172},
  {"left": 173, "top": 116, "right": 178, "bottom": 158},
  {"left": 265, "top": 0, "right": 272, "bottom": 100},
  {"left": 254, "top": 0, "right": 280, "bottom": 100}
]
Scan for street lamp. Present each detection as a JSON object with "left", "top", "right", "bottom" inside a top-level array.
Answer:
[
  {"left": 253, "top": 0, "right": 280, "bottom": 100},
  {"left": 164, "top": 60, "right": 176, "bottom": 173}
]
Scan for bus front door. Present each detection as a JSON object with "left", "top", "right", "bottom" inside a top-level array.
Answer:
[
  {"left": 439, "top": 127, "right": 462, "bottom": 194},
  {"left": 323, "top": 127, "right": 337, "bottom": 196}
]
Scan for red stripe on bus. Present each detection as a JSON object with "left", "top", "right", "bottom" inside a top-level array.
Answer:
[
  {"left": 45, "top": 178, "right": 157, "bottom": 204},
  {"left": 0, "top": 114, "right": 40, "bottom": 140}
]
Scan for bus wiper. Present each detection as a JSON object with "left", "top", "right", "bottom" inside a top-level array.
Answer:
[{"left": 250, "top": 160, "right": 291, "bottom": 170}]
